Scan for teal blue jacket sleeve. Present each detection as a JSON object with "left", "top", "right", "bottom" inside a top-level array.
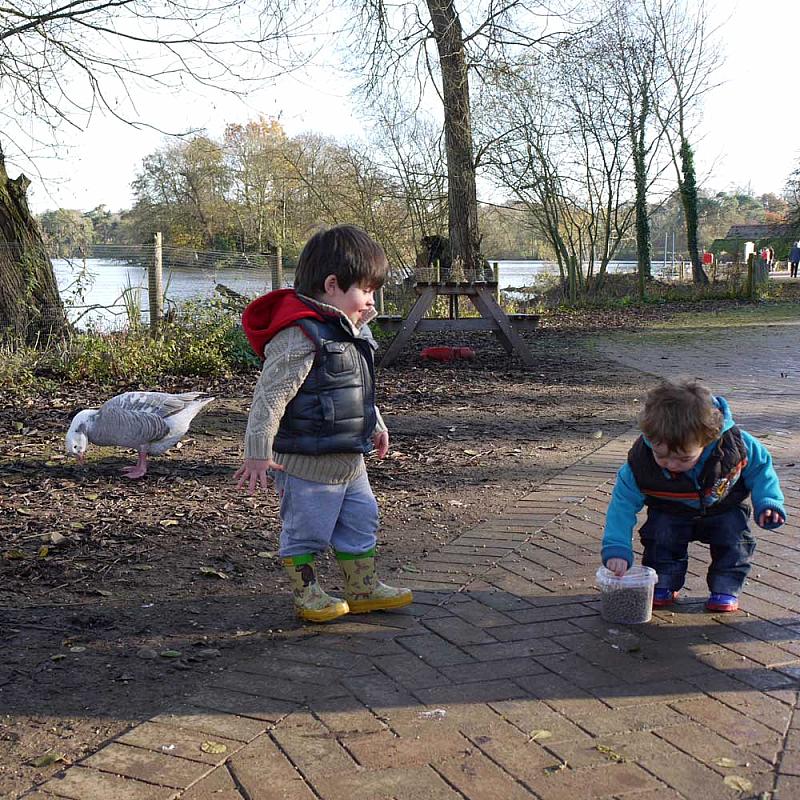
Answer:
[
  {"left": 741, "top": 430, "right": 786, "bottom": 528},
  {"left": 601, "top": 462, "right": 645, "bottom": 568}
]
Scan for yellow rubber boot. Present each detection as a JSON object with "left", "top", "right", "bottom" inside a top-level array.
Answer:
[
  {"left": 335, "top": 550, "right": 413, "bottom": 613},
  {"left": 282, "top": 555, "right": 349, "bottom": 623}
]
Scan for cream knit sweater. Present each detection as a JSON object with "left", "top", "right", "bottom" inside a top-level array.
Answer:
[{"left": 243, "top": 296, "right": 387, "bottom": 484}]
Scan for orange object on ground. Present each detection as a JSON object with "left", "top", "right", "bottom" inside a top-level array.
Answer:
[{"left": 420, "top": 346, "right": 476, "bottom": 362}]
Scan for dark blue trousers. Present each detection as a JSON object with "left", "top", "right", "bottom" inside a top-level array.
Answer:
[{"left": 639, "top": 507, "right": 755, "bottom": 596}]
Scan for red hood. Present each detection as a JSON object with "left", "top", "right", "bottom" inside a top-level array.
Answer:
[{"left": 242, "top": 289, "right": 324, "bottom": 357}]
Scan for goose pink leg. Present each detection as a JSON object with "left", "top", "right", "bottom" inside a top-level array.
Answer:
[{"left": 121, "top": 449, "right": 149, "bottom": 479}]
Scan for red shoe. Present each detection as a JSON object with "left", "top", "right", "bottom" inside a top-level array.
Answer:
[
  {"left": 652, "top": 588, "right": 678, "bottom": 608},
  {"left": 706, "top": 593, "right": 739, "bottom": 612}
]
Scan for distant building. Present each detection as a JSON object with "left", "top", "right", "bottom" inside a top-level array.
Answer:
[{"left": 709, "top": 223, "right": 800, "bottom": 263}]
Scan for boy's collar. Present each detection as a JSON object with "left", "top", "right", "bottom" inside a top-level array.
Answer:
[{"left": 297, "top": 292, "right": 360, "bottom": 335}]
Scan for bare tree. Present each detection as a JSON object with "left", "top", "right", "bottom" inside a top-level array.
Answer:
[
  {"left": 480, "top": 63, "right": 587, "bottom": 299},
  {"left": 602, "top": 0, "right": 667, "bottom": 296},
  {"left": 1, "top": 0, "right": 302, "bottom": 341},
  {"left": 280, "top": 133, "right": 414, "bottom": 267},
  {"left": 480, "top": 38, "right": 639, "bottom": 301},
  {"left": 647, "top": 0, "right": 721, "bottom": 284},
  {"left": 560, "top": 38, "right": 638, "bottom": 294},
  {"left": 370, "top": 107, "right": 448, "bottom": 259},
  {"left": 343, "top": 1, "right": 560, "bottom": 278}
]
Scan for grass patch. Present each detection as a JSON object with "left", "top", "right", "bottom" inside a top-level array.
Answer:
[{"left": 647, "top": 302, "right": 800, "bottom": 330}]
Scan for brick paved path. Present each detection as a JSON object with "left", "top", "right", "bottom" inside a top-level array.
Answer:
[{"left": 26, "top": 326, "right": 800, "bottom": 800}]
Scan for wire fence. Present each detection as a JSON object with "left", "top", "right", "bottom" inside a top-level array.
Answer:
[
  {"left": 2, "top": 237, "right": 785, "bottom": 345},
  {"left": 0, "top": 240, "right": 286, "bottom": 342}
]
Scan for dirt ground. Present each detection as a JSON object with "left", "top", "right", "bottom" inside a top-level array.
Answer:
[{"left": 0, "top": 319, "right": 656, "bottom": 798}]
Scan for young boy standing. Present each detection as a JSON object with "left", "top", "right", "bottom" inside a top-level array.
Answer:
[
  {"left": 235, "top": 225, "right": 412, "bottom": 622},
  {"left": 602, "top": 379, "right": 785, "bottom": 612}
]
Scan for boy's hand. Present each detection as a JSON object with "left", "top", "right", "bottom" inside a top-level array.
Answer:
[
  {"left": 373, "top": 430, "right": 389, "bottom": 458},
  {"left": 758, "top": 509, "right": 785, "bottom": 527},
  {"left": 234, "top": 458, "right": 284, "bottom": 494},
  {"left": 606, "top": 558, "right": 628, "bottom": 577}
]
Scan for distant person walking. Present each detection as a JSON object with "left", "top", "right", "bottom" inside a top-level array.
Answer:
[{"left": 790, "top": 241, "right": 800, "bottom": 278}]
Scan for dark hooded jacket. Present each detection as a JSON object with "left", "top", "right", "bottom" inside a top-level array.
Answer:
[{"left": 242, "top": 289, "right": 376, "bottom": 456}]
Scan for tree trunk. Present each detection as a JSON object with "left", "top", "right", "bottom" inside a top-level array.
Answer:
[
  {"left": 0, "top": 148, "right": 66, "bottom": 343},
  {"left": 678, "top": 138, "right": 708, "bottom": 285},
  {"left": 632, "top": 97, "right": 651, "bottom": 299},
  {"left": 426, "top": 0, "right": 482, "bottom": 276}
]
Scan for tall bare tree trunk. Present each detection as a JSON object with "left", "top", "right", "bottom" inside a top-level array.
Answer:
[
  {"left": 0, "top": 147, "right": 66, "bottom": 343},
  {"left": 632, "top": 96, "right": 651, "bottom": 299},
  {"left": 426, "top": 0, "right": 482, "bottom": 275}
]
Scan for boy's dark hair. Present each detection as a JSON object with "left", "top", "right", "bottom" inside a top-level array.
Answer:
[
  {"left": 639, "top": 379, "right": 723, "bottom": 451},
  {"left": 294, "top": 225, "right": 388, "bottom": 296}
]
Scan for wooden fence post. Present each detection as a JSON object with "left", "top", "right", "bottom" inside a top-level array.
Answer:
[
  {"left": 271, "top": 245, "right": 284, "bottom": 290},
  {"left": 746, "top": 252, "right": 755, "bottom": 300},
  {"left": 149, "top": 232, "right": 163, "bottom": 337}
]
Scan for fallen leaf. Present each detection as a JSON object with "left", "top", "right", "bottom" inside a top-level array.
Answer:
[
  {"left": 463, "top": 449, "right": 479, "bottom": 456},
  {"left": 31, "top": 752, "right": 66, "bottom": 768},
  {"left": 160, "top": 519, "right": 180, "bottom": 527},
  {"left": 200, "top": 741, "right": 228, "bottom": 754},
  {"left": 402, "top": 564, "right": 421, "bottom": 573},
  {"left": 418, "top": 708, "right": 447, "bottom": 719},
  {"left": 527, "top": 729, "right": 552, "bottom": 742},
  {"left": 160, "top": 650, "right": 182, "bottom": 658},
  {"left": 37, "top": 546, "right": 49, "bottom": 559},
  {"left": 257, "top": 551, "right": 276, "bottom": 558},
  {"left": 85, "top": 493, "right": 99, "bottom": 501},
  {"left": 15, "top": 507, "right": 32, "bottom": 516},
  {"left": 5, "top": 550, "right": 26, "bottom": 560},
  {"left": 199, "top": 566, "right": 229, "bottom": 579},
  {"left": 596, "top": 744, "right": 625, "bottom": 762},
  {"left": 723, "top": 775, "right": 752, "bottom": 792},
  {"left": 543, "top": 762, "right": 567, "bottom": 775},
  {"left": 713, "top": 757, "right": 738, "bottom": 768}
]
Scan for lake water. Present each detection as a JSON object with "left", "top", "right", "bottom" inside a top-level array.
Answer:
[{"left": 53, "top": 257, "right": 667, "bottom": 329}]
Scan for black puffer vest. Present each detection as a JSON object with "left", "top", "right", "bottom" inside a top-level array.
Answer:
[
  {"left": 273, "top": 316, "right": 377, "bottom": 455},
  {"left": 628, "top": 428, "right": 749, "bottom": 517}
]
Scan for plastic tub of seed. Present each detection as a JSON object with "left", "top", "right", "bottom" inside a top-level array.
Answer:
[{"left": 595, "top": 565, "right": 657, "bottom": 624}]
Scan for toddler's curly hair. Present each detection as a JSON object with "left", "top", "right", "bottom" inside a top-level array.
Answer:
[{"left": 639, "top": 379, "right": 723, "bottom": 451}]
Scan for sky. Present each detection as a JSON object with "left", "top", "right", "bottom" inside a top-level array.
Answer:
[{"left": 20, "top": 0, "right": 800, "bottom": 215}]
